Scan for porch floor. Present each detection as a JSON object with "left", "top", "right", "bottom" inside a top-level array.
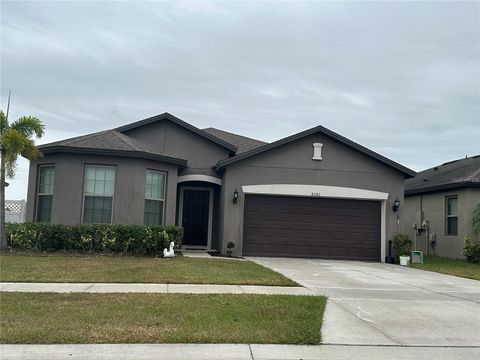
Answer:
[{"left": 181, "top": 250, "right": 213, "bottom": 258}]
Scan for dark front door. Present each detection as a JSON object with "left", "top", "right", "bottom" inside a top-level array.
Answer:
[{"left": 182, "top": 189, "right": 210, "bottom": 246}]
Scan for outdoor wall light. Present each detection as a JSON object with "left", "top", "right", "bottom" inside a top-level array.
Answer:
[
  {"left": 392, "top": 198, "right": 400, "bottom": 212},
  {"left": 233, "top": 189, "right": 239, "bottom": 204}
]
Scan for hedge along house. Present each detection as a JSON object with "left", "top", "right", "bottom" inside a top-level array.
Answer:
[
  {"left": 26, "top": 113, "right": 415, "bottom": 261},
  {"left": 402, "top": 156, "right": 480, "bottom": 259}
]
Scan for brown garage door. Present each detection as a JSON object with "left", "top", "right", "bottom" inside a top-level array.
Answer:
[{"left": 243, "top": 195, "right": 381, "bottom": 261}]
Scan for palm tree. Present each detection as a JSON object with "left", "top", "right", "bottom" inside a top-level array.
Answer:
[{"left": 0, "top": 110, "right": 45, "bottom": 250}]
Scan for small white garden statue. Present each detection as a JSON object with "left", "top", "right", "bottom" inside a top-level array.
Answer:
[{"left": 163, "top": 241, "right": 175, "bottom": 258}]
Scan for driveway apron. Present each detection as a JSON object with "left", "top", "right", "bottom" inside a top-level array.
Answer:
[{"left": 249, "top": 257, "right": 480, "bottom": 347}]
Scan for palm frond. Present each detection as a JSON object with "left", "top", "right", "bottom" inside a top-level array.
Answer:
[
  {"left": 1, "top": 128, "right": 25, "bottom": 154},
  {"left": 0, "top": 110, "right": 7, "bottom": 134},
  {"left": 5, "top": 152, "right": 18, "bottom": 179},
  {"left": 10, "top": 116, "right": 44, "bottom": 138},
  {"left": 1, "top": 128, "right": 43, "bottom": 178},
  {"left": 20, "top": 138, "right": 43, "bottom": 160}
]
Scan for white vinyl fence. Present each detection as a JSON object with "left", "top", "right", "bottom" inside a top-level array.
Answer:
[{"left": 5, "top": 200, "right": 26, "bottom": 223}]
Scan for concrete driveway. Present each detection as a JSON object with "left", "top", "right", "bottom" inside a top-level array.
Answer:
[{"left": 250, "top": 258, "right": 480, "bottom": 347}]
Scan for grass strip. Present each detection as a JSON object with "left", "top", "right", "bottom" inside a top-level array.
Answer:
[
  {"left": 0, "top": 254, "right": 296, "bottom": 286},
  {"left": 0, "top": 292, "right": 325, "bottom": 344}
]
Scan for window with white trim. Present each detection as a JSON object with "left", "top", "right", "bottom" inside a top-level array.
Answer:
[
  {"left": 36, "top": 165, "right": 55, "bottom": 223},
  {"left": 144, "top": 170, "right": 166, "bottom": 225},
  {"left": 83, "top": 165, "right": 115, "bottom": 224},
  {"left": 446, "top": 196, "right": 458, "bottom": 236}
]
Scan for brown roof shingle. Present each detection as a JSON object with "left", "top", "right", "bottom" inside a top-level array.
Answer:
[
  {"left": 202, "top": 127, "right": 267, "bottom": 154},
  {"left": 405, "top": 155, "right": 480, "bottom": 195},
  {"left": 39, "top": 130, "right": 187, "bottom": 166}
]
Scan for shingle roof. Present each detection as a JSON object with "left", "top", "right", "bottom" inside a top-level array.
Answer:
[
  {"left": 215, "top": 124, "right": 416, "bottom": 178},
  {"left": 405, "top": 155, "right": 480, "bottom": 196},
  {"left": 39, "top": 130, "right": 187, "bottom": 167},
  {"left": 202, "top": 127, "right": 267, "bottom": 154}
]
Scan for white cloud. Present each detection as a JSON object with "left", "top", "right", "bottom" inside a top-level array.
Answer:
[{"left": 1, "top": 0, "right": 478, "bottom": 199}]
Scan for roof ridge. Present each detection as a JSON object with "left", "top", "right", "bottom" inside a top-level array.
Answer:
[
  {"left": 468, "top": 165, "right": 480, "bottom": 182},
  {"left": 111, "top": 129, "right": 180, "bottom": 158},
  {"left": 203, "top": 127, "right": 267, "bottom": 144},
  {"left": 109, "top": 130, "right": 137, "bottom": 151}
]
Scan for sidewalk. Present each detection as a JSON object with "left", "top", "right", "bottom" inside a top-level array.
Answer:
[
  {"left": 0, "top": 282, "right": 314, "bottom": 295},
  {"left": 1, "top": 343, "right": 478, "bottom": 360}
]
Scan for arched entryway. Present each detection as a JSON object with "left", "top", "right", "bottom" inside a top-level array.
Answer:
[{"left": 177, "top": 175, "right": 222, "bottom": 250}]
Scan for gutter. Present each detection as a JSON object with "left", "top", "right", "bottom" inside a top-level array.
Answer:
[{"left": 405, "top": 181, "right": 480, "bottom": 196}]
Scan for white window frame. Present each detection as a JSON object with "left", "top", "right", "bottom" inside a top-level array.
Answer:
[
  {"left": 81, "top": 164, "right": 116, "bottom": 225},
  {"left": 144, "top": 169, "right": 167, "bottom": 225},
  {"left": 36, "top": 164, "right": 55, "bottom": 223},
  {"left": 445, "top": 195, "right": 458, "bottom": 236}
]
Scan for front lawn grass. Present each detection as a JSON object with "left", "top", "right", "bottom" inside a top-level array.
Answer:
[
  {"left": 0, "top": 254, "right": 296, "bottom": 286},
  {"left": 410, "top": 256, "right": 480, "bottom": 281},
  {"left": 0, "top": 292, "right": 325, "bottom": 344}
]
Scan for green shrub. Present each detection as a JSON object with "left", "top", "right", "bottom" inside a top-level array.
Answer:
[
  {"left": 392, "top": 233, "right": 412, "bottom": 258},
  {"left": 473, "top": 203, "right": 480, "bottom": 236},
  {"left": 226, "top": 241, "right": 235, "bottom": 257},
  {"left": 6, "top": 223, "right": 183, "bottom": 256},
  {"left": 463, "top": 236, "right": 480, "bottom": 263}
]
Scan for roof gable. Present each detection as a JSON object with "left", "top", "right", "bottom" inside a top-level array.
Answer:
[
  {"left": 115, "top": 113, "right": 237, "bottom": 153},
  {"left": 215, "top": 124, "right": 416, "bottom": 178},
  {"left": 405, "top": 155, "right": 480, "bottom": 195}
]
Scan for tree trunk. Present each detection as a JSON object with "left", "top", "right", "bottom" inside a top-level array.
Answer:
[{"left": 0, "top": 150, "right": 6, "bottom": 250}]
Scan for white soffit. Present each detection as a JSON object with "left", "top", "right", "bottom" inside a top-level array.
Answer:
[
  {"left": 242, "top": 184, "right": 389, "bottom": 200},
  {"left": 177, "top": 174, "right": 222, "bottom": 186}
]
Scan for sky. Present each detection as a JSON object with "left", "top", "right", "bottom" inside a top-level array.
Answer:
[{"left": 1, "top": 0, "right": 479, "bottom": 200}]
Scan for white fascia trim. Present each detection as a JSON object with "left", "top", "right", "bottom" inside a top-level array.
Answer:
[
  {"left": 241, "top": 184, "right": 389, "bottom": 201},
  {"left": 381, "top": 200, "right": 386, "bottom": 263},
  {"left": 177, "top": 174, "right": 222, "bottom": 186}
]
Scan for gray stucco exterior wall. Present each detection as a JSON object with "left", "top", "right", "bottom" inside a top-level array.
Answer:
[
  {"left": 26, "top": 153, "right": 179, "bottom": 226},
  {"left": 218, "top": 132, "right": 406, "bottom": 257},
  {"left": 402, "top": 188, "right": 480, "bottom": 259},
  {"left": 123, "top": 120, "right": 231, "bottom": 177}
]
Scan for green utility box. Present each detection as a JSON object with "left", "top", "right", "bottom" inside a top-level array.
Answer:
[{"left": 411, "top": 251, "right": 424, "bottom": 264}]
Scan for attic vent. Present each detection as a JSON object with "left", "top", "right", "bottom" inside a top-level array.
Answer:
[
  {"left": 312, "top": 143, "right": 323, "bottom": 160},
  {"left": 423, "top": 178, "right": 428, "bottom": 182}
]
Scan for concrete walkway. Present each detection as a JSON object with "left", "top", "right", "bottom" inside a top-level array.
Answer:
[
  {"left": 181, "top": 249, "right": 213, "bottom": 258},
  {"left": 0, "top": 282, "right": 313, "bottom": 295},
  {"left": 2, "top": 343, "right": 479, "bottom": 360}
]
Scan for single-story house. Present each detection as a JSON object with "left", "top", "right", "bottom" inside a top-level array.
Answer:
[
  {"left": 403, "top": 156, "right": 480, "bottom": 259},
  {"left": 26, "top": 112, "right": 415, "bottom": 261}
]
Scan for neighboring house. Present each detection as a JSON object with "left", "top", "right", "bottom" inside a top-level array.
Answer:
[
  {"left": 403, "top": 156, "right": 480, "bottom": 259},
  {"left": 26, "top": 112, "right": 415, "bottom": 261}
]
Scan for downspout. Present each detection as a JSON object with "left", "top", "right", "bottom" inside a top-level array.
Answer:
[{"left": 420, "top": 194, "right": 428, "bottom": 256}]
